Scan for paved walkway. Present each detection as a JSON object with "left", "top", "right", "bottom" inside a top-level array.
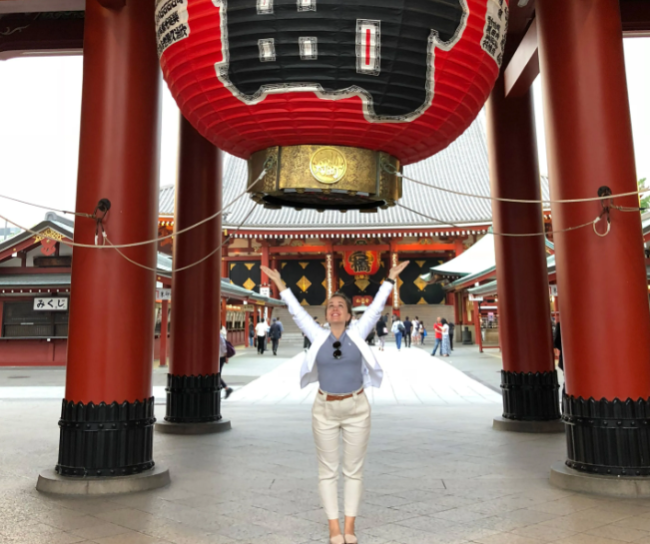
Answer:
[
  {"left": 0, "top": 342, "right": 630, "bottom": 544},
  {"left": 229, "top": 346, "right": 501, "bottom": 405}
]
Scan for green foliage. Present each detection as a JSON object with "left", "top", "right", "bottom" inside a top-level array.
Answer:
[{"left": 639, "top": 178, "right": 650, "bottom": 211}]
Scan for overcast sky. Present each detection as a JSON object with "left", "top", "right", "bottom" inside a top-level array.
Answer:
[{"left": 1, "top": 38, "right": 649, "bottom": 229}]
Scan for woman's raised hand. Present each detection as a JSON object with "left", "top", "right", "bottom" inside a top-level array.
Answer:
[
  {"left": 388, "top": 260, "right": 410, "bottom": 281},
  {"left": 260, "top": 266, "right": 286, "bottom": 292}
]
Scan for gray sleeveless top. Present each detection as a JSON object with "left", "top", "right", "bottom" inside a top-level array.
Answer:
[{"left": 315, "top": 331, "right": 363, "bottom": 394}]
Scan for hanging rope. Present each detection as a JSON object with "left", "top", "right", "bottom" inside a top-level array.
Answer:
[
  {"left": 397, "top": 202, "right": 599, "bottom": 238},
  {"left": 381, "top": 161, "right": 646, "bottom": 205},
  {"left": 0, "top": 168, "right": 268, "bottom": 249},
  {"left": 105, "top": 203, "right": 258, "bottom": 273}
]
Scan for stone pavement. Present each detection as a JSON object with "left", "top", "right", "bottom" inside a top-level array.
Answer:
[
  {"left": 228, "top": 346, "right": 501, "bottom": 405},
  {"left": 0, "top": 343, "right": 643, "bottom": 544}
]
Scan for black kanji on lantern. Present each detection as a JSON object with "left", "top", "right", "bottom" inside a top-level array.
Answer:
[
  {"left": 217, "top": 0, "right": 466, "bottom": 120},
  {"left": 350, "top": 251, "right": 371, "bottom": 273}
]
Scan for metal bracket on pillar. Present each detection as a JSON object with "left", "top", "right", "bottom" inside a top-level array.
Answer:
[{"left": 98, "top": 0, "right": 126, "bottom": 10}]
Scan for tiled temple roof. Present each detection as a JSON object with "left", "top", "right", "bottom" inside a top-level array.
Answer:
[{"left": 159, "top": 118, "right": 535, "bottom": 230}]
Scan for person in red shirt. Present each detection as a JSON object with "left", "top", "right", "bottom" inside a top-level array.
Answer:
[{"left": 431, "top": 317, "right": 443, "bottom": 356}]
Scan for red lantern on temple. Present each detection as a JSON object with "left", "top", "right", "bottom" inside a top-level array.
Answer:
[
  {"left": 157, "top": 0, "right": 508, "bottom": 210},
  {"left": 343, "top": 249, "right": 381, "bottom": 277}
]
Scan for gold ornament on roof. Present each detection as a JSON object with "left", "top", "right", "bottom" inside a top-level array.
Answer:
[{"left": 33, "top": 228, "right": 64, "bottom": 243}]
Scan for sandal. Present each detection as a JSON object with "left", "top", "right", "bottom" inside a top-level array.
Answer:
[
  {"left": 329, "top": 536, "right": 344, "bottom": 544},
  {"left": 344, "top": 535, "right": 358, "bottom": 544}
]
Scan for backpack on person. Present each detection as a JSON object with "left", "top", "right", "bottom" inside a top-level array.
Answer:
[
  {"left": 398, "top": 322, "right": 405, "bottom": 334},
  {"left": 226, "top": 340, "right": 236, "bottom": 358}
]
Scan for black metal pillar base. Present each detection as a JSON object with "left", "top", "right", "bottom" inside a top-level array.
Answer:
[
  {"left": 55, "top": 397, "right": 156, "bottom": 478},
  {"left": 155, "top": 419, "right": 232, "bottom": 435},
  {"left": 563, "top": 393, "right": 650, "bottom": 476},
  {"left": 37, "top": 465, "right": 170, "bottom": 496},
  {"left": 550, "top": 461, "right": 650, "bottom": 498},
  {"left": 164, "top": 373, "right": 223, "bottom": 423},
  {"left": 493, "top": 416, "right": 564, "bottom": 433},
  {"left": 500, "top": 370, "right": 561, "bottom": 423}
]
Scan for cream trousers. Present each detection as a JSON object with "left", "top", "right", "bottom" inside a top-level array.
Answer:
[{"left": 311, "top": 388, "right": 371, "bottom": 519}]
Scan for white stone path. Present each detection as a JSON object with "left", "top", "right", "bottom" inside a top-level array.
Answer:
[
  {"left": 229, "top": 346, "right": 501, "bottom": 405},
  {"left": 0, "top": 347, "right": 501, "bottom": 406}
]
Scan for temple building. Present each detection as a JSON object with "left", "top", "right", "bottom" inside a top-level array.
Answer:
[
  {"left": 160, "top": 119, "right": 499, "bottom": 323},
  {"left": 0, "top": 214, "right": 283, "bottom": 366}
]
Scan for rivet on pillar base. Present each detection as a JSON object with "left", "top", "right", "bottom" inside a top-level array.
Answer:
[
  {"left": 56, "top": 398, "right": 156, "bottom": 477},
  {"left": 563, "top": 394, "right": 650, "bottom": 477},
  {"left": 501, "top": 370, "right": 561, "bottom": 421},
  {"left": 164, "top": 373, "right": 222, "bottom": 423}
]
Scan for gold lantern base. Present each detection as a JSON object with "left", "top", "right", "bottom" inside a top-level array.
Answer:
[{"left": 247, "top": 145, "right": 402, "bottom": 212}]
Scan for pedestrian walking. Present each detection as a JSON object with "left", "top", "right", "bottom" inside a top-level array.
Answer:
[
  {"left": 420, "top": 321, "right": 427, "bottom": 344},
  {"left": 403, "top": 316, "right": 412, "bottom": 348},
  {"left": 441, "top": 318, "right": 451, "bottom": 357},
  {"left": 219, "top": 330, "right": 234, "bottom": 398},
  {"left": 554, "top": 321, "right": 564, "bottom": 372},
  {"left": 375, "top": 315, "right": 388, "bottom": 351},
  {"left": 448, "top": 321, "right": 455, "bottom": 351},
  {"left": 391, "top": 316, "right": 405, "bottom": 351},
  {"left": 261, "top": 260, "right": 409, "bottom": 544},
  {"left": 269, "top": 317, "right": 283, "bottom": 355},
  {"left": 248, "top": 318, "right": 255, "bottom": 348},
  {"left": 256, "top": 318, "right": 268, "bottom": 354},
  {"left": 431, "top": 317, "right": 443, "bottom": 356},
  {"left": 411, "top": 316, "right": 420, "bottom": 345},
  {"left": 276, "top": 318, "right": 284, "bottom": 349},
  {"left": 304, "top": 317, "right": 318, "bottom": 350}
]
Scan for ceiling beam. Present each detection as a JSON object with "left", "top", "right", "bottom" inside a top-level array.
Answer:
[
  {"left": 502, "top": 0, "right": 650, "bottom": 97},
  {"left": 0, "top": 13, "right": 83, "bottom": 60},
  {"left": 0, "top": 0, "right": 83, "bottom": 14},
  {"left": 504, "top": 18, "right": 538, "bottom": 98}
]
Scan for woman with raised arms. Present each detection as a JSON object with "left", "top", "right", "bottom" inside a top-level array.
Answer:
[{"left": 261, "top": 261, "right": 409, "bottom": 544}]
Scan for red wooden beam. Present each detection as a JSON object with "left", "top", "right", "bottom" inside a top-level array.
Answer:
[
  {"left": 269, "top": 245, "right": 336, "bottom": 254},
  {"left": 503, "top": 0, "right": 649, "bottom": 97},
  {"left": 0, "top": 267, "right": 71, "bottom": 275},
  {"left": 621, "top": 0, "right": 650, "bottom": 35},
  {"left": 223, "top": 255, "right": 262, "bottom": 262},
  {"left": 0, "top": 239, "right": 40, "bottom": 264},
  {"left": 334, "top": 244, "right": 391, "bottom": 253},
  {"left": 392, "top": 243, "right": 455, "bottom": 252},
  {"left": 504, "top": 19, "right": 539, "bottom": 98}
]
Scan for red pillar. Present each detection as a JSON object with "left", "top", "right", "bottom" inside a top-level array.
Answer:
[
  {"left": 244, "top": 311, "right": 250, "bottom": 347},
  {"left": 538, "top": 0, "right": 650, "bottom": 475},
  {"left": 260, "top": 243, "right": 270, "bottom": 296},
  {"left": 161, "top": 115, "right": 229, "bottom": 431},
  {"left": 160, "top": 299, "right": 169, "bottom": 367},
  {"left": 270, "top": 257, "right": 279, "bottom": 299},
  {"left": 221, "top": 237, "right": 229, "bottom": 281},
  {"left": 55, "top": 0, "right": 161, "bottom": 479},
  {"left": 486, "top": 75, "right": 559, "bottom": 424},
  {"left": 454, "top": 239, "right": 465, "bottom": 257},
  {"left": 472, "top": 301, "right": 483, "bottom": 354},
  {"left": 221, "top": 299, "right": 227, "bottom": 333}
]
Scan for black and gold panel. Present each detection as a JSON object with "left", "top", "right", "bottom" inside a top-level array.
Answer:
[
  {"left": 399, "top": 258, "right": 446, "bottom": 305},
  {"left": 280, "top": 260, "right": 327, "bottom": 306},
  {"left": 338, "top": 261, "right": 385, "bottom": 300},
  {"left": 229, "top": 261, "right": 261, "bottom": 293}
]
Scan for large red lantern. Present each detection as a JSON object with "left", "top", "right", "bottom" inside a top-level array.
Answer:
[
  {"left": 343, "top": 249, "right": 381, "bottom": 277},
  {"left": 157, "top": 0, "right": 508, "bottom": 210}
]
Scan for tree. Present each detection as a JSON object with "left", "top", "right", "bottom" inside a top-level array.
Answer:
[{"left": 639, "top": 178, "right": 650, "bottom": 211}]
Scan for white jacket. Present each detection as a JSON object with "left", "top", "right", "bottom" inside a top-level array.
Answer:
[{"left": 280, "top": 281, "right": 394, "bottom": 389}]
